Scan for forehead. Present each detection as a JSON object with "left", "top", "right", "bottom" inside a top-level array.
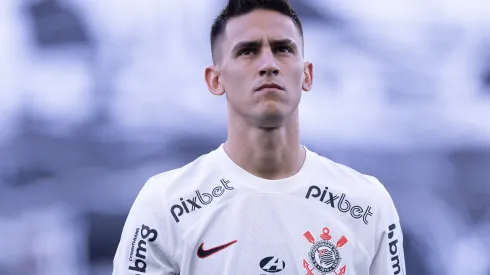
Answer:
[{"left": 223, "top": 9, "right": 301, "bottom": 49}]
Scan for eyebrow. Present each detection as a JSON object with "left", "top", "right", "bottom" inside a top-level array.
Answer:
[{"left": 231, "top": 38, "right": 298, "bottom": 55}]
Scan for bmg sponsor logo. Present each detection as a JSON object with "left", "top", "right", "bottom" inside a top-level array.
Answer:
[
  {"left": 128, "top": 224, "right": 158, "bottom": 274},
  {"left": 170, "top": 179, "right": 233, "bottom": 223},
  {"left": 305, "top": 185, "right": 373, "bottom": 225},
  {"left": 388, "top": 223, "right": 403, "bottom": 275}
]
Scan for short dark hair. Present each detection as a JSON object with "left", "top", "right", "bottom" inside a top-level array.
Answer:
[{"left": 210, "top": 0, "right": 304, "bottom": 63}]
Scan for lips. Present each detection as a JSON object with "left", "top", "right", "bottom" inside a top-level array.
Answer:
[{"left": 256, "top": 83, "right": 284, "bottom": 91}]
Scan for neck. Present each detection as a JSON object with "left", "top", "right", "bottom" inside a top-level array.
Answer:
[{"left": 224, "top": 111, "right": 305, "bottom": 180}]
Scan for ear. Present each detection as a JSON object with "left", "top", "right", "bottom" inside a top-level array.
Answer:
[
  {"left": 205, "top": 65, "right": 225, "bottom": 96},
  {"left": 302, "top": 61, "right": 313, "bottom": 92}
]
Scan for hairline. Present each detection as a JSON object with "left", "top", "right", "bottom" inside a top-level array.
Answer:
[{"left": 212, "top": 8, "right": 304, "bottom": 65}]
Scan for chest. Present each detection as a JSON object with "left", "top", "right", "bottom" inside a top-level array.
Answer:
[{"left": 174, "top": 194, "right": 376, "bottom": 275}]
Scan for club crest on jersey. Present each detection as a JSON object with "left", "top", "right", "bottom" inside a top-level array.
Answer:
[{"left": 302, "top": 226, "right": 348, "bottom": 275}]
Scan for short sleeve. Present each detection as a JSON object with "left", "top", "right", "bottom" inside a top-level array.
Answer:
[
  {"left": 112, "top": 178, "right": 178, "bottom": 275},
  {"left": 369, "top": 188, "right": 407, "bottom": 275}
]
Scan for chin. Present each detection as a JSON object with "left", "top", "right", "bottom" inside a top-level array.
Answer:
[
  {"left": 249, "top": 103, "right": 295, "bottom": 127},
  {"left": 255, "top": 111, "right": 287, "bottom": 128}
]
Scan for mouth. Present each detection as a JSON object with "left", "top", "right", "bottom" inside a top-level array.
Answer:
[{"left": 256, "top": 83, "right": 284, "bottom": 92}]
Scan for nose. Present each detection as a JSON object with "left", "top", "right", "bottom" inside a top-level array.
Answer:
[{"left": 258, "top": 50, "right": 279, "bottom": 76}]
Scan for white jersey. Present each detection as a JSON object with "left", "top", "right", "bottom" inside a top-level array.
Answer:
[{"left": 112, "top": 145, "right": 406, "bottom": 275}]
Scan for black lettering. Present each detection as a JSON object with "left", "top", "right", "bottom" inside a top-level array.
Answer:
[
  {"left": 170, "top": 204, "right": 184, "bottom": 223},
  {"left": 389, "top": 239, "right": 398, "bottom": 255},
  {"left": 324, "top": 192, "right": 338, "bottom": 208},
  {"left": 187, "top": 198, "right": 201, "bottom": 211},
  {"left": 221, "top": 179, "right": 234, "bottom": 190},
  {"left": 141, "top": 224, "right": 158, "bottom": 242},
  {"left": 128, "top": 225, "right": 157, "bottom": 272},
  {"left": 128, "top": 258, "right": 147, "bottom": 273},
  {"left": 196, "top": 190, "right": 213, "bottom": 205},
  {"left": 180, "top": 198, "right": 190, "bottom": 213},
  {"left": 306, "top": 185, "right": 321, "bottom": 199},
  {"left": 212, "top": 186, "right": 225, "bottom": 197},
  {"left": 171, "top": 179, "right": 235, "bottom": 223},
  {"left": 128, "top": 228, "right": 139, "bottom": 261},
  {"left": 350, "top": 206, "right": 363, "bottom": 219},
  {"left": 306, "top": 186, "right": 374, "bottom": 225},
  {"left": 388, "top": 223, "right": 402, "bottom": 274},
  {"left": 363, "top": 206, "right": 373, "bottom": 225},
  {"left": 320, "top": 187, "right": 328, "bottom": 201},
  {"left": 135, "top": 240, "right": 147, "bottom": 259},
  {"left": 391, "top": 255, "right": 401, "bottom": 274},
  {"left": 388, "top": 223, "right": 396, "bottom": 237},
  {"left": 337, "top": 194, "right": 351, "bottom": 212}
]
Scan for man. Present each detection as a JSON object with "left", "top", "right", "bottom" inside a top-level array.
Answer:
[{"left": 112, "top": 0, "right": 407, "bottom": 274}]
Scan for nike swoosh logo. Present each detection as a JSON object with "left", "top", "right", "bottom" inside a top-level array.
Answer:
[{"left": 197, "top": 240, "right": 237, "bottom": 259}]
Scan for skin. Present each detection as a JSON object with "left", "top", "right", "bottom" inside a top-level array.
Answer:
[{"left": 205, "top": 9, "right": 313, "bottom": 180}]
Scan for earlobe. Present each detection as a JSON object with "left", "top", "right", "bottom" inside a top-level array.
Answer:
[
  {"left": 205, "top": 66, "right": 225, "bottom": 96},
  {"left": 302, "top": 62, "right": 313, "bottom": 92}
]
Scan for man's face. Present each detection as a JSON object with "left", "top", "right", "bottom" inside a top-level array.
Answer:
[{"left": 210, "top": 9, "right": 313, "bottom": 127}]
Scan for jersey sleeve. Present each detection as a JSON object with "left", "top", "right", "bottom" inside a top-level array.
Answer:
[
  {"left": 112, "top": 178, "right": 177, "bottom": 275},
  {"left": 369, "top": 189, "right": 407, "bottom": 275}
]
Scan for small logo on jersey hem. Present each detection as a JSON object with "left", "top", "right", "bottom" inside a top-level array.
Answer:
[
  {"left": 259, "top": 256, "right": 286, "bottom": 273},
  {"left": 302, "top": 226, "right": 348, "bottom": 275}
]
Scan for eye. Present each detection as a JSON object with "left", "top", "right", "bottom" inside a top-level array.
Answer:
[
  {"left": 275, "top": 46, "right": 293, "bottom": 53},
  {"left": 238, "top": 49, "right": 257, "bottom": 56}
]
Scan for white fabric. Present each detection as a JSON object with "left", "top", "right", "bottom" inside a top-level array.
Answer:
[{"left": 113, "top": 144, "right": 406, "bottom": 275}]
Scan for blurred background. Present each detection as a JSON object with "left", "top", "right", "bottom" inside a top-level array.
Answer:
[{"left": 1, "top": 0, "right": 490, "bottom": 274}]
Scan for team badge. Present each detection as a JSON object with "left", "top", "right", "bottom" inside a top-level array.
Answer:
[{"left": 302, "top": 226, "right": 348, "bottom": 275}]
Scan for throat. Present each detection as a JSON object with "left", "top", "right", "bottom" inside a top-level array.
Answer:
[
  {"left": 224, "top": 141, "right": 306, "bottom": 180},
  {"left": 225, "top": 113, "right": 305, "bottom": 180},
  {"left": 254, "top": 154, "right": 299, "bottom": 180}
]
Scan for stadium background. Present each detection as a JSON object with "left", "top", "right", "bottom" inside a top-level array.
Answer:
[{"left": 1, "top": 0, "right": 490, "bottom": 274}]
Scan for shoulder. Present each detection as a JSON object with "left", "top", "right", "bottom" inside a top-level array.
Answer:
[
  {"left": 137, "top": 148, "right": 221, "bottom": 204},
  {"left": 307, "top": 148, "right": 397, "bottom": 218},
  {"left": 311, "top": 149, "right": 392, "bottom": 196}
]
